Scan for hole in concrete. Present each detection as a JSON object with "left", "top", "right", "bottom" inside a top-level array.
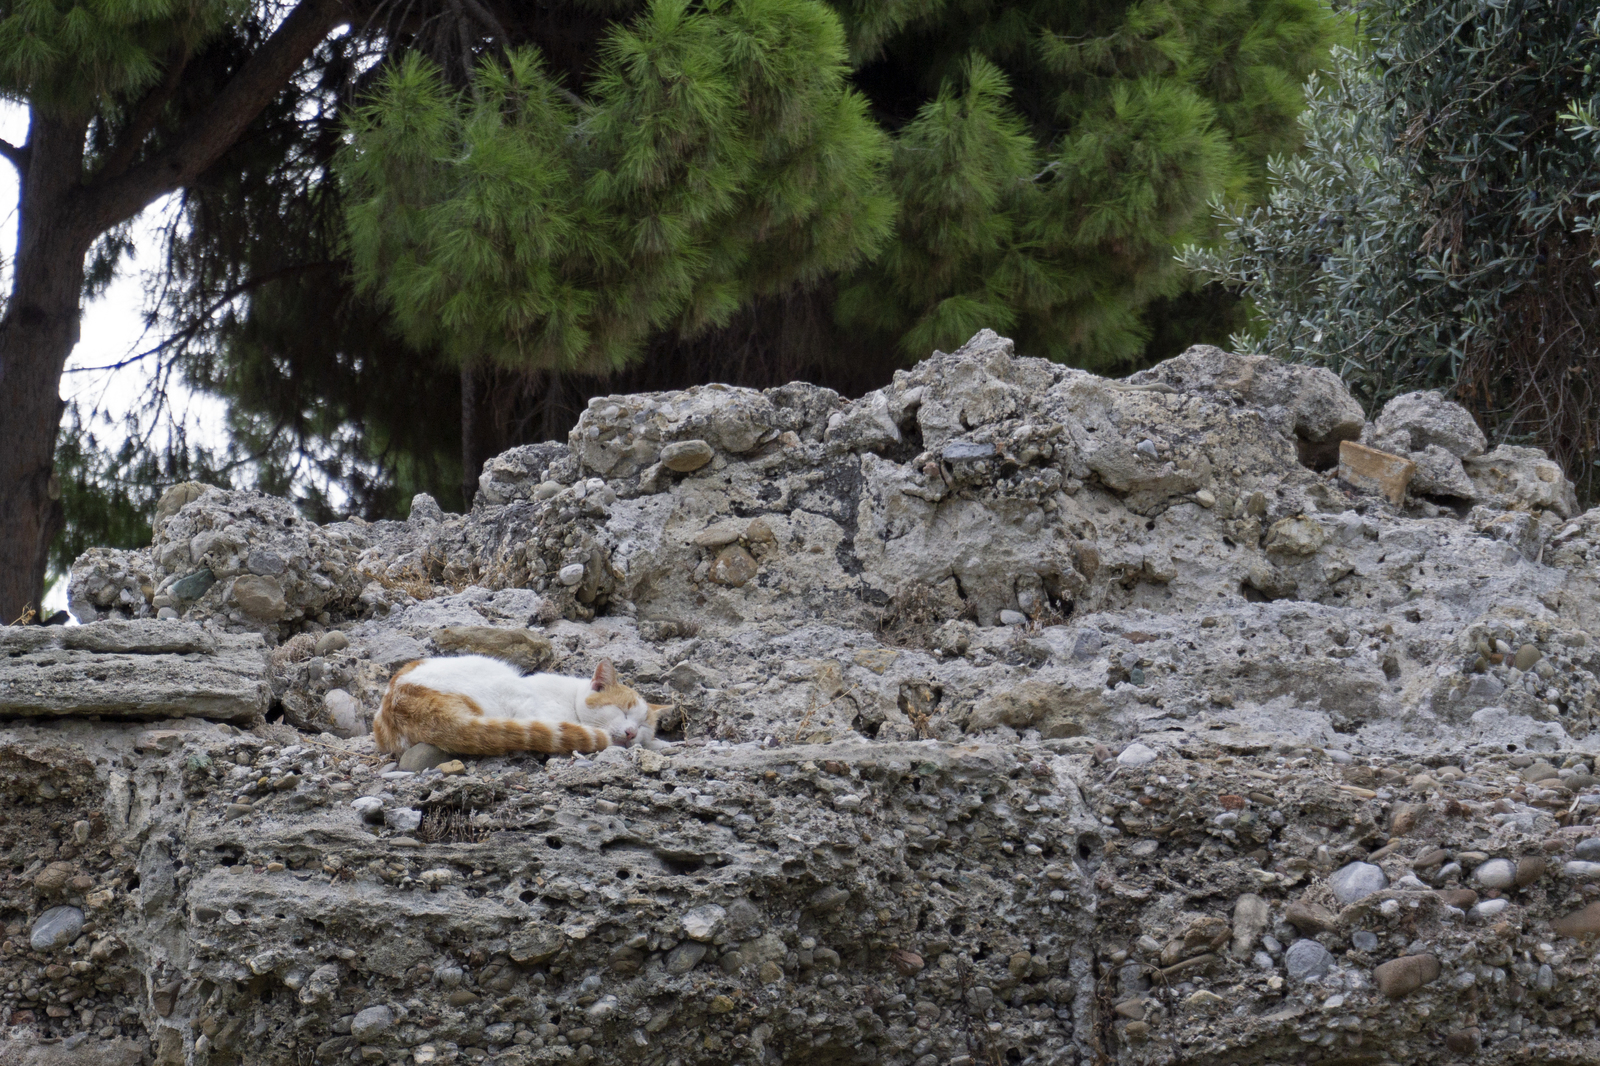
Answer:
[
  {"left": 657, "top": 854, "right": 705, "bottom": 876},
  {"left": 1295, "top": 437, "right": 1343, "bottom": 472},
  {"left": 545, "top": 837, "right": 563, "bottom": 849}
]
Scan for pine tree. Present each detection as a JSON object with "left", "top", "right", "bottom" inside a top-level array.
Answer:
[
  {"left": 339, "top": 0, "right": 894, "bottom": 389},
  {"left": 0, "top": 0, "right": 347, "bottom": 621},
  {"left": 832, "top": 0, "right": 1334, "bottom": 368}
]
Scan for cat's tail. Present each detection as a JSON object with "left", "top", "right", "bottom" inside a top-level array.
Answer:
[{"left": 373, "top": 663, "right": 611, "bottom": 756}]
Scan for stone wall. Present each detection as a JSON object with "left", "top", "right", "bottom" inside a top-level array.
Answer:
[{"left": 5, "top": 332, "right": 1600, "bottom": 1065}]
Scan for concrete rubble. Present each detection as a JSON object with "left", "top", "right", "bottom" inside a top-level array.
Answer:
[{"left": 5, "top": 331, "right": 1600, "bottom": 1064}]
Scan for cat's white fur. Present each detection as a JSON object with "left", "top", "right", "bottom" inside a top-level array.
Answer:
[{"left": 393, "top": 655, "right": 667, "bottom": 749}]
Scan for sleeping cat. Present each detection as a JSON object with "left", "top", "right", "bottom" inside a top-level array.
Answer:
[{"left": 373, "top": 656, "right": 670, "bottom": 756}]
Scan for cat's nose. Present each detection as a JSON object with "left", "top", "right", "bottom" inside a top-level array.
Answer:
[{"left": 623, "top": 727, "right": 637, "bottom": 740}]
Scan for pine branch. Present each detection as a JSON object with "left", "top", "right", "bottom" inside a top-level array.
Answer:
[
  {"left": 457, "top": 0, "right": 508, "bottom": 48},
  {"left": 77, "top": 0, "right": 347, "bottom": 235},
  {"left": 94, "top": 45, "right": 192, "bottom": 183}
]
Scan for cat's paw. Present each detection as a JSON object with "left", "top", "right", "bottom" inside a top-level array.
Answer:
[{"left": 642, "top": 738, "right": 678, "bottom": 751}]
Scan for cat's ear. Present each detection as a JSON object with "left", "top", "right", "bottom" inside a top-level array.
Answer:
[
  {"left": 646, "top": 702, "right": 673, "bottom": 724},
  {"left": 591, "top": 660, "right": 618, "bottom": 691}
]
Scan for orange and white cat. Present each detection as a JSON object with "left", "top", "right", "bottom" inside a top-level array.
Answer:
[{"left": 374, "top": 656, "right": 670, "bottom": 756}]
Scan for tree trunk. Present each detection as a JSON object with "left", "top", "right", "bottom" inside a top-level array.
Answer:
[
  {"left": 0, "top": 114, "right": 94, "bottom": 623},
  {"left": 460, "top": 360, "right": 480, "bottom": 510}
]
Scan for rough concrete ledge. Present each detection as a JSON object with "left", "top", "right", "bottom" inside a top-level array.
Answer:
[{"left": 0, "top": 622, "right": 267, "bottom": 724}]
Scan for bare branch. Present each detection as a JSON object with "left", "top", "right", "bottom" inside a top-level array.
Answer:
[
  {"left": 0, "top": 137, "right": 26, "bottom": 172},
  {"left": 77, "top": 0, "right": 348, "bottom": 235}
]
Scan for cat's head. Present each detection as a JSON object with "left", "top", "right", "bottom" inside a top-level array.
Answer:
[{"left": 583, "top": 659, "right": 671, "bottom": 747}]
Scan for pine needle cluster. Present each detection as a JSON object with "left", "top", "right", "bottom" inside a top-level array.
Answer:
[{"left": 340, "top": 0, "right": 895, "bottom": 376}]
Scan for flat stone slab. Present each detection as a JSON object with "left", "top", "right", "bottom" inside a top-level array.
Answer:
[
  {"left": 1339, "top": 440, "right": 1415, "bottom": 505},
  {"left": 0, "top": 621, "right": 268, "bottom": 723}
]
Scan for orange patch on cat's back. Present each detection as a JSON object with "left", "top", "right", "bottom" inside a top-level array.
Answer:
[
  {"left": 404, "top": 686, "right": 487, "bottom": 725},
  {"left": 585, "top": 683, "right": 639, "bottom": 710}
]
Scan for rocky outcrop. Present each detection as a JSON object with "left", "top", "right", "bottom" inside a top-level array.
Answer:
[{"left": 8, "top": 331, "right": 1600, "bottom": 1065}]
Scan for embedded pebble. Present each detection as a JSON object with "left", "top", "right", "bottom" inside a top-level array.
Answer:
[
  {"left": 384, "top": 808, "right": 422, "bottom": 832},
  {"left": 681, "top": 905, "right": 726, "bottom": 942},
  {"left": 558, "top": 563, "right": 586, "bottom": 586},
  {"left": 315, "top": 630, "right": 350, "bottom": 656},
  {"left": 666, "top": 942, "right": 707, "bottom": 974},
  {"left": 1551, "top": 902, "right": 1600, "bottom": 937},
  {"left": 1117, "top": 743, "right": 1158, "bottom": 768},
  {"left": 1373, "top": 955, "right": 1441, "bottom": 997},
  {"left": 1328, "top": 861, "right": 1387, "bottom": 905},
  {"left": 1284, "top": 900, "right": 1337, "bottom": 935},
  {"left": 1350, "top": 930, "right": 1379, "bottom": 952},
  {"left": 1574, "top": 837, "right": 1600, "bottom": 862},
  {"left": 30, "top": 906, "right": 84, "bottom": 952},
  {"left": 398, "top": 743, "right": 452, "bottom": 772},
  {"left": 1474, "top": 858, "right": 1516, "bottom": 889},
  {"left": 1469, "top": 898, "right": 1510, "bottom": 921},
  {"left": 350, "top": 1005, "right": 393, "bottom": 1040},
  {"left": 1285, "top": 939, "right": 1332, "bottom": 981},
  {"left": 660, "top": 440, "right": 714, "bottom": 472}
]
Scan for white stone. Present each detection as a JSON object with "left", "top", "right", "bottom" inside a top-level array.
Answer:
[
  {"left": 1469, "top": 898, "right": 1511, "bottom": 920},
  {"left": 1117, "top": 743, "right": 1158, "bottom": 767},
  {"left": 558, "top": 563, "right": 586, "bottom": 586},
  {"left": 682, "top": 904, "right": 727, "bottom": 942},
  {"left": 1474, "top": 858, "right": 1516, "bottom": 889},
  {"left": 384, "top": 808, "right": 422, "bottom": 832},
  {"left": 324, "top": 689, "right": 366, "bottom": 738}
]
